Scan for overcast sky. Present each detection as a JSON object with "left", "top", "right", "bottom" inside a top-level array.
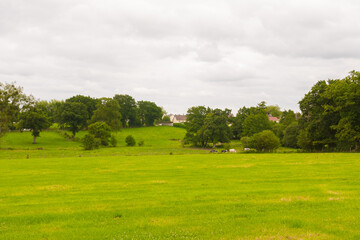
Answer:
[{"left": 1, "top": 0, "right": 360, "bottom": 113}]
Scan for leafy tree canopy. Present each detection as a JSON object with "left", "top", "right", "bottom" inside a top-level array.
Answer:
[
  {"left": 90, "top": 98, "right": 122, "bottom": 131},
  {"left": 113, "top": 94, "right": 137, "bottom": 127},
  {"left": 59, "top": 102, "right": 89, "bottom": 137},
  {"left": 18, "top": 103, "right": 51, "bottom": 144}
]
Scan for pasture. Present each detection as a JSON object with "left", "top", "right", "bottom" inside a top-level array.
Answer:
[
  {"left": 1, "top": 153, "right": 360, "bottom": 239},
  {"left": 0, "top": 126, "right": 208, "bottom": 159}
]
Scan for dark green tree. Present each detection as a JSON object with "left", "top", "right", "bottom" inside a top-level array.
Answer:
[
  {"left": 66, "top": 95, "right": 99, "bottom": 120},
  {"left": 0, "top": 83, "right": 31, "bottom": 137},
  {"left": 184, "top": 106, "right": 211, "bottom": 146},
  {"left": 298, "top": 80, "right": 339, "bottom": 150},
  {"left": 59, "top": 102, "right": 89, "bottom": 138},
  {"left": 242, "top": 113, "right": 272, "bottom": 137},
  {"left": 113, "top": 94, "right": 137, "bottom": 127},
  {"left": 18, "top": 104, "right": 51, "bottom": 144},
  {"left": 282, "top": 122, "right": 300, "bottom": 148},
  {"left": 137, "top": 101, "right": 163, "bottom": 126},
  {"left": 200, "top": 108, "right": 232, "bottom": 148},
  {"left": 90, "top": 98, "right": 122, "bottom": 130}
]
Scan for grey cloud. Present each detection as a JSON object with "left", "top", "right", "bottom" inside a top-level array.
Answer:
[{"left": 1, "top": 0, "right": 360, "bottom": 114}]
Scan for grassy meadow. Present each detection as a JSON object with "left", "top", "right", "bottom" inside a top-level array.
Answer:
[
  {"left": 0, "top": 126, "right": 208, "bottom": 159},
  {"left": 1, "top": 127, "right": 360, "bottom": 239}
]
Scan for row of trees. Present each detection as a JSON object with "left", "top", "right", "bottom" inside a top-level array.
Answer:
[
  {"left": 184, "top": 71, "right": 360, "bottom": 152},
  {"left": 0, "top": 83, "right": 164, "bottom": 143},
  {"left": 297, "top": 71, "right": 360, "bottom": 151},
  {"left": 184, "top": 103, "right": 291, "bottom": 151}
]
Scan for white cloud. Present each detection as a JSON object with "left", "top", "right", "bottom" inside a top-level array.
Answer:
[{"left": 1, "top": 0, "right": 360, "bottom": 113}]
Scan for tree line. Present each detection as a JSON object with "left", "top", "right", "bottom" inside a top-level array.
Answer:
[
  {"left": 1, "top": 70, "right": 359, "bottom": 151},
  {"left": 184, "top": 71, "right": 360, "bottom": 152},
  {"left": 0, "top": 84, "right": 163, "bottom": 144}
]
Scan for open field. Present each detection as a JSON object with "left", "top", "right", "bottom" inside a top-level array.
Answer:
[
  {"left": 0, "top": 126, "right": 209, "bottom": 159},
  {"left": 1, "top": 153, "right": 360, "bottom": 239}
]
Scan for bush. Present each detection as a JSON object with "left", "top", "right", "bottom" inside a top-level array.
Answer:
[
  {"left": 125, "top": 135, "right": 136, "bottom": 146},
  {"left": 138, "top": 140, "right": 144, "bottom": 146},
  {"left": 88, "top": 122, "right": 112, "bottom": 146},
  {"left": 82, "top": 134, "right": 101, "bottom": 150},
  {"left": 240, "top": 136, "right": 251, "bottom": 148},
  {"left": 173, "top": 123, "right": 186, "bottom": 129},
  {"left": 110, "top": 135, "right": 117, "bottom": 147},
  {"left": 251, "top": 130, "right": 280, "bottom": 152},
  {"left": 223, "top": 143, "right": 230, "bottom": 151}
]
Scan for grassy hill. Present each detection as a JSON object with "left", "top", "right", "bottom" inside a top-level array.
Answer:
[
  {"left": 0, "top": 126, "right": 208, "bottom": 159},
  {"left": 1, "top": 153, "right": 360, "bottom": 239}
]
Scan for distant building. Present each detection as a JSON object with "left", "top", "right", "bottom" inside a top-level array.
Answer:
[
  {"left": 268, "top": 114, "right": 280, "bottom": 123},
  {"left": 169, "top": 114, "right": 187, "bottom": 123}
]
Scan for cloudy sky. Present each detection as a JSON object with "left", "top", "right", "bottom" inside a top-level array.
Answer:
[{"left": 1, "top": 0, "right": 360, "bottom": 113}]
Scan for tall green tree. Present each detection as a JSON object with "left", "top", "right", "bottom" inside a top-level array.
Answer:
[
  {"left": 200, "top": 108, "right": 232, "bottom": 148},
  {"left": 18, "top": 104, "right": 51, "bottom": 144},
  {"left": 137, "top": 101, "right": 162, "bottom": 126},
  {"left": 242, "top": 113, "right": 272, "bottom": 137},
  {"left": 266, "top": 105, "right": 282, "bottom": 118},
  {"left": 90, "top": 98, "right": 122, "bottom": 130},
  {"left": 322, "top": 71, "right": 360, "bottom": 150},
  {"left": 282, "top": 122, "right": 300, "bottom": 148},
  {"left": 184, "top": 107, "right": 231, "bottom": 147},
  {"left": 184, "top": 106, "right": 210, "bottom": 146},
  {"left": 0, "top": 83, "right": 30, "bottom": 137},
  {"left": 59, "top": 102, "right": 89, "bottom": 138},
  {"left": 231, "top": 102, "right": 270, "bottom": 139},
  {"left": 113, "top": 94, "right": 137, "bottom": 127},
  {"left": 66, "top": 95, "right": 99, "bottom": 120}
]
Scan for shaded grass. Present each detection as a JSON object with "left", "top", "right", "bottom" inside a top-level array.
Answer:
[{"left": 1, "top": 153, "right": 360, "bottom": 239}]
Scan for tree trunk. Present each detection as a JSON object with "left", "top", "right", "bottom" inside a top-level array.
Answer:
[{"left": 33, "top": 135, "right": 37, "bottom": 144}]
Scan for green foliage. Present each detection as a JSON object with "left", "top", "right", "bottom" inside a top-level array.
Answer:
[
  {"left": 59, "top": 101, "right": 88, "bottom": 137},
  {"left": 266, "top": 105, "right": 282, "bottom": 118},
  {"left": 298, "top": 71, "right": 360, "bottom": 151},
  {"left": 88, "top": 122, "right": 112, "bottom": 146},
  {"left": 110, "top": 135, "right": 117, "bottom": 147},
  {"left": 66, "top": 95, "right": 99, "bottom": 120},
  {"left": 0, "top": 82, "right": 31, "bottom": 138},
  {"left": 138, "top": 140, "right": 144, "bottom": 146},
  {"left": 173, "top": 123, "right": 186, "bottom": 129},
  {"left": 125, "top": 135, "right": 136, "bottom": 146},
  {"left": 90, "top": 98, "right": 122, "bottom": 131},
  {"left": 223, "top": 143, "right": 230, "bottom": 151},
  {"left": 240, "top": 136, "right": 251, "bottom": 148},
  {"left": 162, "top": 115, "right": 171, "bottom": 122},
  {"left": 113, "top": 94, "right": 137, "bottom": 127},
  {"left": 280, "top": 110, "right": 297, "bottom": 126},
  {"left": 137, "top": 101, "right": 163, "bottom": 126},
  {"left": 282, "top": 122, "right": 300, "bottom": 148},
  {"left": 184, "top": 106, "right": 231, "bottom": 147},
  {"left": 232, "top": 102, "right": 271, "bottom": 139},
  {"left": 242, "top": 113, "right": 272, "bottom": 137},
  {"left": 82, "top": 134, "right": 100, "bottom": 150},
  {"left": 18, "top": 104, "right": 51, "bottom": 144},
  {"left": 248, "top": 130, "right": 280, "bottom": 152}
]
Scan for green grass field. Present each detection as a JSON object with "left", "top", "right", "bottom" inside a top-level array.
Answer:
[
  {"left": 0, "top": 126, "right": 208, "bottom": 159},
  {"left": 1, "top": 127, "right": 360, "bottom": 239}
]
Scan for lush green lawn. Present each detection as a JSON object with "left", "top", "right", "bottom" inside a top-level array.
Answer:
[
  {"left": 0, "top": 126, "right": 209, "bottom": 159},
  {"left": 1, "top": 153, "right": 360, "bottom": 239}
]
